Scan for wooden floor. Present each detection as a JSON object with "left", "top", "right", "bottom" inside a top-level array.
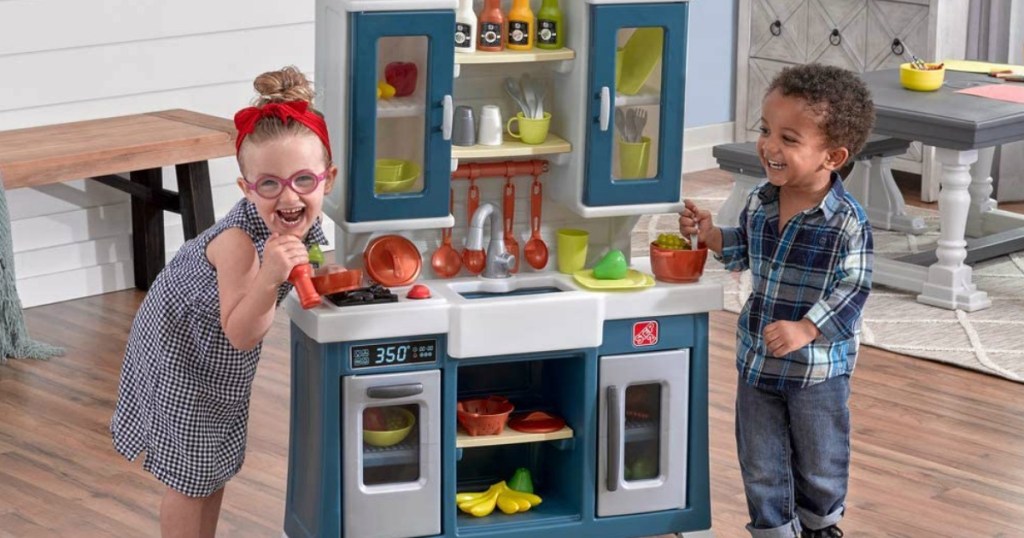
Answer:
[{"left": 1, "top": 170, "right": 1023, "bottom": 537}]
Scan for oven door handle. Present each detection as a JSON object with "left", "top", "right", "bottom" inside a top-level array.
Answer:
[
  {"left": 606, "top": 385, "right": 621, "bottom": 492},
  {"left": 366, "top": 383, "right": 424, "bottom": 399}
]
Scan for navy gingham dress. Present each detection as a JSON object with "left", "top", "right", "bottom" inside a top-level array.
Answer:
[{"left": 110, "top": 199, "right": 326, "bottom": 497}]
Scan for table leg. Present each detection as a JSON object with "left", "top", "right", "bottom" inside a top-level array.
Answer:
[
  {"left": 966, "top": 146, "right": 997, "bottom": 238},
  {"left": 916, "top": 148, "right": 991, "bottom": 311},
  {"left": 130, "top": 168, "right": 165, "bottom": 291},
  {"left": 846, "top": 156, "right": 927, "bottom": 235},
  {"left": 717, "top": 172, "right": 762, "bottom": 227},
  {"left": 175, "top": 161, "right": 215, "bottom": 240}
]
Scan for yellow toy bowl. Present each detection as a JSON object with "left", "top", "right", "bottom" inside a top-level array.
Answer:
[
  {"left": 374, "top": 159, "right": 421, "bottom": 193},
  {"left": 899, "top": 62, "right": 945, "bottom": 92},
  {"left": 363, "top": 407, "right": 416, "bottom": 447}
]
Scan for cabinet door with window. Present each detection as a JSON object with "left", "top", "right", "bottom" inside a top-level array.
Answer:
[
  {"left": 584, "top": 2, "right": 687, "bottom": 207},
  {"left": 348, "top": 11, "right": 454, "bottom": 223}
]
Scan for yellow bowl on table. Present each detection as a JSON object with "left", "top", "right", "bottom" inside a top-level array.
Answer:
[{"left": 899, "top": 62, "right": 945, "bottom": 92}]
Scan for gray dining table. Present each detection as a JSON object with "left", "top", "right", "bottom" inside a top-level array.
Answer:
[{"left": 854, "top": 68, "right": 1024, "bottom": 311}]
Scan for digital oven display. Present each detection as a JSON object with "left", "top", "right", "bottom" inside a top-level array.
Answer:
[{"left": 350, "top": 339, "right": 439, "bottom": 369}]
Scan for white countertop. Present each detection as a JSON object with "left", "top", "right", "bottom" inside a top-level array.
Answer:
[{"left": 285, "top": 259, "right": 723, "bottom": 358}]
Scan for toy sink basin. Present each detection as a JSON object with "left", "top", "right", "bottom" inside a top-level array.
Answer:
[{"left": 437, "top": 274, "right": 603, "bottom": 358}]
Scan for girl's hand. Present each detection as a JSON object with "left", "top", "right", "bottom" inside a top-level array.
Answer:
[
  {"left": 763, "top": 319, "right": 821, "bottom": 357},
  {"left": 261, "top": 233, "right": 310, "bottom": 285}
]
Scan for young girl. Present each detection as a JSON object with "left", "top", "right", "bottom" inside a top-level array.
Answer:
[{"left": 110, "top": 66, "right": 336, "bottom": 537}]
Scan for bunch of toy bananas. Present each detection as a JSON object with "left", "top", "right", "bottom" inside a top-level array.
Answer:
[{"left": 456, "top": 480, "right": 543, "bottom": 517}]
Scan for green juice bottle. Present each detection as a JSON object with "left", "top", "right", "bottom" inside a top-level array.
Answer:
[{"left": 536, "top": 0, "right": 563, "bottom": 50}]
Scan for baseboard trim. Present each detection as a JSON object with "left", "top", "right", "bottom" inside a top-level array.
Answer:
[{"left": 683, "top": 121, "right": 734, "bottom": 174}]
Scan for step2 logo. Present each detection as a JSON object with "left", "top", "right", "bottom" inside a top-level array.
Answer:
[{"left": 632, "top": 320, "right": 659, "bottom": 347}]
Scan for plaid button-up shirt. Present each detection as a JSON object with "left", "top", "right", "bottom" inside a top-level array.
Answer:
[{"left": 718, "top": 173, "right": 873, "bottom": 389}]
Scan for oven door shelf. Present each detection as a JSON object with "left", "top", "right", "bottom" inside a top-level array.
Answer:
[
  {"left": 624, "top": 418, "right": 658, "bottom": 443},
  {"left": 455, "top": 425, "right": 574, "bottom": 449},
  {"left": 362, "top": 435, "right": 420, "bottom": 468}
]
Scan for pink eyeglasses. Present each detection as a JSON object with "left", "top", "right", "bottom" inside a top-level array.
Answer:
[{"left": 244, "top": 168, "right": 330, "bottom": 199}]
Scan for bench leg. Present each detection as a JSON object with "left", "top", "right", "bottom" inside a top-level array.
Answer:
[
  {"left": 175, "top": 161, "right": 215, "bottom": 240},
  {"left": 846, "top": 156, "right": 927, "bottom": 235},
  {"left": 130, "top": 168, "right": 165, "bottom": 291},
  {"left": 717, "top": 173, "right": 762, "bottom": 227}
]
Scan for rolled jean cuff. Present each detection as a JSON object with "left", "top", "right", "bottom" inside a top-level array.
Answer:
[
  {"left": 745, "top": 518, "right": 801, "bottom": 538},
  {"left": 797, "top": 504, "right": 845, "bottom": 531}
]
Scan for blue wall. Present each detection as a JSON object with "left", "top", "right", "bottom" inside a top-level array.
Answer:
[{"left": 684, "top": 0, "right": 736, "bottom": 128}]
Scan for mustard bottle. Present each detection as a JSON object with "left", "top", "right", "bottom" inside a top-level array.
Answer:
[{"left": 507, "top": 0, "right": 534, "bottom": 51}]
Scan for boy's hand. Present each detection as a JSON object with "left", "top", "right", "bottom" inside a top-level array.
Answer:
[
  {"left": 679, "top": 199, "right": 722, "bottom": 252},
  {"left": 262, "top": 233, "right": 310, "bottom": 285},
  {"left": 763, "top": 319, "right": 821, "bottom": 357}
]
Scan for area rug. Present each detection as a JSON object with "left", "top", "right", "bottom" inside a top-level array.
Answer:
[{"left": 631, "top": 181, "right": 1024, "bottom": 383}]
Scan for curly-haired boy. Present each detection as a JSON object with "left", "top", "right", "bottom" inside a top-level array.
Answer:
[{"left": 681, "top": 63, "right": 876, "bottom": 537}]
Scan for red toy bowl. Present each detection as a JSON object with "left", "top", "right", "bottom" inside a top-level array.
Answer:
[
  {"left": 311, "top": 268, "right": 363, "bottom": 295},
  {"left": 457, "top": 396, "right": 515, "bottom": 436},
  {"left": 649, "top": 241, "right": 708, "bottom": 283}
]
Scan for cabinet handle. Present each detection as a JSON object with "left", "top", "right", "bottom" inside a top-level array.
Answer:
[
  {"left": 366, "top": 383, "right": 423, "bottom": 399},
  {"left": 599, "top": 86, "right": 611, "bottom": 132},
  {"left": 442, "top": 94, "right": 453, "bottom": 141},
  {"left": 891, "top": 38, "right": 905, "bottom": 56},
  {"left": 830, "top": 29, "right": 842, "bottom": 46},
  {"left": 769, "top": 20, "right": 782, "bottom": 37},
  {"left": 606, "top": 385, "right": 621, "bottom": 492}
]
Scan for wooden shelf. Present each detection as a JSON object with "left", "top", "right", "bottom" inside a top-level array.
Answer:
[
  {"left": 456, "top": 425, "right": 574, "bottom": 448},
  {"left": 452, "top": 134, "right": 571, "bottom": 160},
  {"left": 454, "top": 47, "right": 575, "bottom": 65},
  {"left": 615, "top": 89, "right": 661, "bottom": 107},
  {"left": 376, "top": 96, "right": 424, "bottom": 118}
]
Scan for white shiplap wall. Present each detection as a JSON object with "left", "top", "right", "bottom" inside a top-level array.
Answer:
[
  {"left": 2, "top": 0, "right": 730, "bottom": 308},
  {"left": 1, "top": 0, "right": 329, "bottom": 307}
]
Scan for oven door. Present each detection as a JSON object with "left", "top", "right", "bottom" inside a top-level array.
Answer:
[
  {"left": 343, "top": 369, "right": 441, "bottom": 538},
  {"left": 597, "top": 349, "right": 689, "bottom": 516}
]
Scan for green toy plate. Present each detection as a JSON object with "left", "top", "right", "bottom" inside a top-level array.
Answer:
[
  {"left": 618, "top": 27, "right": 664, "bottom": 96},
  {"left": 573, "top": 269, "right": 654, "bottom": 291}
]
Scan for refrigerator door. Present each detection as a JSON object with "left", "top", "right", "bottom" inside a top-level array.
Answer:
[
  {"left": 598, "top": 349, "right": 689, "bottom": 517},
  {"left": 343, "top": 369, "right": 441, "bottom": 538}
]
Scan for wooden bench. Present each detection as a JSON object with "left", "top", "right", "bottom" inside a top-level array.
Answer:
[
  {"left": 0, "top": 109, "right": 236, "bottom": 290},
  {"left": 713, "top": 135, "right": 912, "bottom": 227}
]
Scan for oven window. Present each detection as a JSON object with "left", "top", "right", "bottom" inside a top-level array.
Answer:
[
  {"left": 362, "top": 404, "right": 421, "bottom": 486},
  {"left": 623, "top": 383, "right": 661, "bottom": 481}
]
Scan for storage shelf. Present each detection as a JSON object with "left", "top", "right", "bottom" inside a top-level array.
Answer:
[
  {"left": 376, "top": 96, "right": 424, "bottom": 118},
  {"left": 455, "top": 47, "right": 575, "bottom": 65},
  {"left": 615, "top": 89, "right": 661, "bottom": 107},
  {"left": 362, "top": 439, "right": 418, "bottom": 468},
  {"left": 452, "top": 134, "right": 571, "bottom": 160},
  {"left": 456, "top": 425, "right": 573, "bottom": 448}
]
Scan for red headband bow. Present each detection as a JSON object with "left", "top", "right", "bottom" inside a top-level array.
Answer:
[{"left": 233, "top": 101, "right": 332, "bottom": 159}]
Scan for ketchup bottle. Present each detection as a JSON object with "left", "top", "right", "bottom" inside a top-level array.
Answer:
[{"left": 478, "top": 0, "right": 505, "bottom": 52}]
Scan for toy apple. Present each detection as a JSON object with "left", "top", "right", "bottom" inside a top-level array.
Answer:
[{"left": 385, "top": 62, "right": 418, "bottom": 97}]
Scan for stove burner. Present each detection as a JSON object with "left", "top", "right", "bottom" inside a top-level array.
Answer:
[{"left": 325, "top": 284, "right": 399, "bottom": 307}]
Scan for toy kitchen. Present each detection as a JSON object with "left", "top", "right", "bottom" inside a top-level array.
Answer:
[{"left": 283, "top": 1, "right": 722, "bottom": 537}]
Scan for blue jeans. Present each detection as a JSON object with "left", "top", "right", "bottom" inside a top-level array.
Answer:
[{"left": 735, "top": 375, "right": 850, "bottom": 537}]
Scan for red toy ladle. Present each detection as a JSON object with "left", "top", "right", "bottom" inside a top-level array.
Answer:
[
  {"left": 523, "top": 175, "right": 548, "bottom": 269},
  {"left": 431, "top": 187, "right": 462, "bottom": 278}
]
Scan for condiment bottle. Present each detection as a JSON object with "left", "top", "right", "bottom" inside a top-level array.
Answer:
[
  {"left": 507, "top": 0, "right": 534, "bottom": 51},
  {"left": 536, "top": 0, "right": 563, "bottom": 50},
  {"left": 455, "top": 0, "right": 477, "bottom": 53},
  {"left": 478, "top": 0, "right": 505, "bottom": 52}
]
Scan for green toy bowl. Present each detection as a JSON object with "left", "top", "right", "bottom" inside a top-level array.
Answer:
[
  {"left": 363, "top": 407, "right": 416, "bottom": 447},
  {"left": 375, "top": 159, "right": 421, "bottom": 193}
]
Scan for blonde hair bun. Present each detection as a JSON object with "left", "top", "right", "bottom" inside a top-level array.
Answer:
[{"left": 253, "top": 66, "right": 315, "bottom": 106}]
